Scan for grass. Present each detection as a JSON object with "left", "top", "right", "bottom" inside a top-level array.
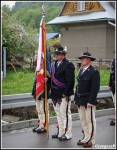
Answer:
[
  {"left": 99, "top": 69, "right": 110, "bottom": 86},
  {"left": 2, "top": 67, "right": 110, "bottom": 95},
  {"left": 2, "top": 68, "right": 34, "bottom": 95},
  {"left": 49, "top": 111, "right": 56, "bottom": 117}
]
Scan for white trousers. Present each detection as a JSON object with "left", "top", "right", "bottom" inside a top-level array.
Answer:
[
  {"left": 78, "top": 105, "right": 96, "bottom": 145},
  {"left": 53, "top": 96, "right": 72, "bottom": 139},
  {"left": 112, "top": 92, "right": 116, "bottom": 118},
  {"left": 112, "top": 92, "right": 116, "bottom": 108},
  {"left": 36, "top": 100, "right": 49, "bottom": 129}
]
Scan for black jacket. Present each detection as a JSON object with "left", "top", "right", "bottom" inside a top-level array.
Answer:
[
  {"left": 51, "top": 58, "right": 75, "bottom": 100},
  {"left": 109, "top": 59, "right": 115, "bottom": 94},
  {"left": 74, "top": 65, "right": 100, "bottom": 106}
]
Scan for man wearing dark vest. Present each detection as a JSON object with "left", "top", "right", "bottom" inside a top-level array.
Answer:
[
  {"left": 109, "top": 57, "right": 116, "bottom": 126},
  {"left": 74, "top": 52, "right": 100, "bottom": 147},
  {"left": 51, "top": 46, "right": 75, "bottom": 141}
]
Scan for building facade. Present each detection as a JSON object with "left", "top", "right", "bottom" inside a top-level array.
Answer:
[{"left": 47, "top": 1, "right": 115, "bottom": 61}]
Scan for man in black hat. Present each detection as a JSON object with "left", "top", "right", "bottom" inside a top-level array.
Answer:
[
  {"left": 74, "top": 52, "right": 100, "bottom": 147},
  {"left": 109, "top": 53, "right": 116, "bottom": 126},
  {"left": 51, "top": 46, "right": 75, "bottom": 141}
]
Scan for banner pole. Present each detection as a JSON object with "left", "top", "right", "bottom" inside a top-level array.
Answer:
[{"left": 42, "top": 4, "right": 49, "bottom": 139}]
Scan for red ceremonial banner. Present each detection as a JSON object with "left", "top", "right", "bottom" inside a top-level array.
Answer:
[{"left": 36, "top": 17, "right": 46, "bottom": 100}]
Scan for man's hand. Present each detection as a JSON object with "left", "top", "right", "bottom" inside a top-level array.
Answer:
[
  {"left": 74, "top": 101, "right": 76, "bottom": 105},
  {"left": 109, "top": 86, "right": 112, "bottom": 91},
  {"left": 44, "top": 78, "right": 48, "bottom": 83},
  {"left": 87, "top": 103, "right": 93, "bottom": 107},
  {"left": 41, "top": 98, "right": 45, "bottom": 100},
  {"left": 62, "top": 94, "right": 67, "bottom": 98}
]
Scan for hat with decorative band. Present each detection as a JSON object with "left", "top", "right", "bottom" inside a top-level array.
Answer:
[
  {"left": 54, "top": 46, "right": 67, "bottom": 55},
  {"left": 78, "top": 52, "right": 96, "bottom": 61}
]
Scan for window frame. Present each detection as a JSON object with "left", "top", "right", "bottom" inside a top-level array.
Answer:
[{"left": 77, "top": 1, "right": 85, "bottom": 11}]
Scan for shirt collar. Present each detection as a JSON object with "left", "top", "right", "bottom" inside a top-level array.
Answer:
[{"left": 83, "top": 65, "right": 90, "bottom": 71}]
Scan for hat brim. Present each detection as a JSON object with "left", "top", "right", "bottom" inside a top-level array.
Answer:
[
  {"left": 78, "top": 56, "right": 95, "bottom": 61},
  {"left": 54, "top": 51, "right": 66, "bottom": 55}
]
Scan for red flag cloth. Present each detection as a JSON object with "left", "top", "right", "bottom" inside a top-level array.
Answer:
[{"left": 36, "top": 18, "right": 46, "bottom": 100}]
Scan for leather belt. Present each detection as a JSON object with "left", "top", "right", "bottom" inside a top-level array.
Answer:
[{"left": 77, "top": 92, "right": 90, "bottom": 97}]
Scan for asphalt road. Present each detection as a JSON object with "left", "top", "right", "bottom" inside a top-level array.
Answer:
[{"left": 2, "top": 115, "right": 116, "bottom": 149}]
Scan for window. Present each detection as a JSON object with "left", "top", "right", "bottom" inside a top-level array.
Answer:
[{"left": 78, "top": 1, "right": 85, "bottom": 11}]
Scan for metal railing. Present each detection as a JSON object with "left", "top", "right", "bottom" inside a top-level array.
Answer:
[{"left": 2, "top": 86, "right": 112, "bottom": 110}]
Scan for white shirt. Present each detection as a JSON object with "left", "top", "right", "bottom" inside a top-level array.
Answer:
[
  {"left": 57, "top": 61, "right": 62, "bottom": 67},
  {"left": 82, "top": 65, "right": 90, "bottom": 73}
]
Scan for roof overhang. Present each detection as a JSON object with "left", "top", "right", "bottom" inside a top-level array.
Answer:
[
  {"left": 47, "top": 11, "right": 115, "bottom": 25},
  {"left": 47, "top": 2, "right": 115, "bottom": 25}
]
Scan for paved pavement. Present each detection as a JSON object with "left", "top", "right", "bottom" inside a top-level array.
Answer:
[{"left": 2, "top": 115, "right": 116, "bottom": 149}]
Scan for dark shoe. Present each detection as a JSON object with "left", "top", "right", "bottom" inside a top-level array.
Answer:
[
  {"left": 37, "top": 128, "right": 46, "bottom": 133},
  {"left": 83, "top": 141, "right": 93, "bottom": 147},
  {"left": 77, "top": 140, "right": 84, "bottom": 145},
  {"left": 110, "top": 120, "right": 115, "bottom": 126},
  {"left": 59, "top": 134, "right": 69, "bottom": 141},
  {"left": 32, "top": 125, "right": 39, "bottom": 132},
  {"left": 52, "top": 133, "right": 58, "bottom": 138}
]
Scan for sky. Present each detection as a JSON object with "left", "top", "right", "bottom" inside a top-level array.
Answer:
[{"left": 1, "top": 1, "right": 16, "bottom": 8}]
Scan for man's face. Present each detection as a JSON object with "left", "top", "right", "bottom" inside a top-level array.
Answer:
[
  {"left": 80, "top": 57, "right": 91, "bottom": 67},
  {"left": 55, "top": 53, "right": 65, "bottom": 61}
]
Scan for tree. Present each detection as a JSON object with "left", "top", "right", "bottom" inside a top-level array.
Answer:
[
  {"left": 2, "top": 9, "right": 22, "bottom": 55},
  {"left": 2, "top": 6, "right": 38, "bottom": 69},
  {"left": 11, "top": 2, "right": 63, "bottom": 33}
]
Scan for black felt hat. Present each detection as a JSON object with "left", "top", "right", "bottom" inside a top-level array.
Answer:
[
  {"left": 54, "top": 46, "right": 67, "bottom": 55},
  {"left": 78, "top": 52, "right": 96, "bottom": 61}
]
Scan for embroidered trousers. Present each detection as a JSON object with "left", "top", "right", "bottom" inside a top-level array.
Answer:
[
  {"left": 53, "top": 96, "right": 73, "bottom": 139},
  {"left": 35, "top": 99, "right": 49, "bottom": 129},
  {"left": 78, "top": 105, "right": 96, "bottom": 145},
  {"left": 112, "top": 92, "right": 116, "bottom": 107}
]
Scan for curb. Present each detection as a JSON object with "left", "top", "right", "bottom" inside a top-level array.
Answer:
[{"left": 2, "top": 108, "right": 114, "bottom": 132}]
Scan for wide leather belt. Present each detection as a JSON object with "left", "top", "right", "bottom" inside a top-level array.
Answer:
[{"left": 77, "top": 92, "right": 90, "bottom": 97}]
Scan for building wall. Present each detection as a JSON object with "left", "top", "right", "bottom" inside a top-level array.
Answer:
[
  {"left": 60, "top": 21, "right": 115, "bottom": 61},
  {"left": 106, "top": 25, "right": 115, "bottom": 59}
]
